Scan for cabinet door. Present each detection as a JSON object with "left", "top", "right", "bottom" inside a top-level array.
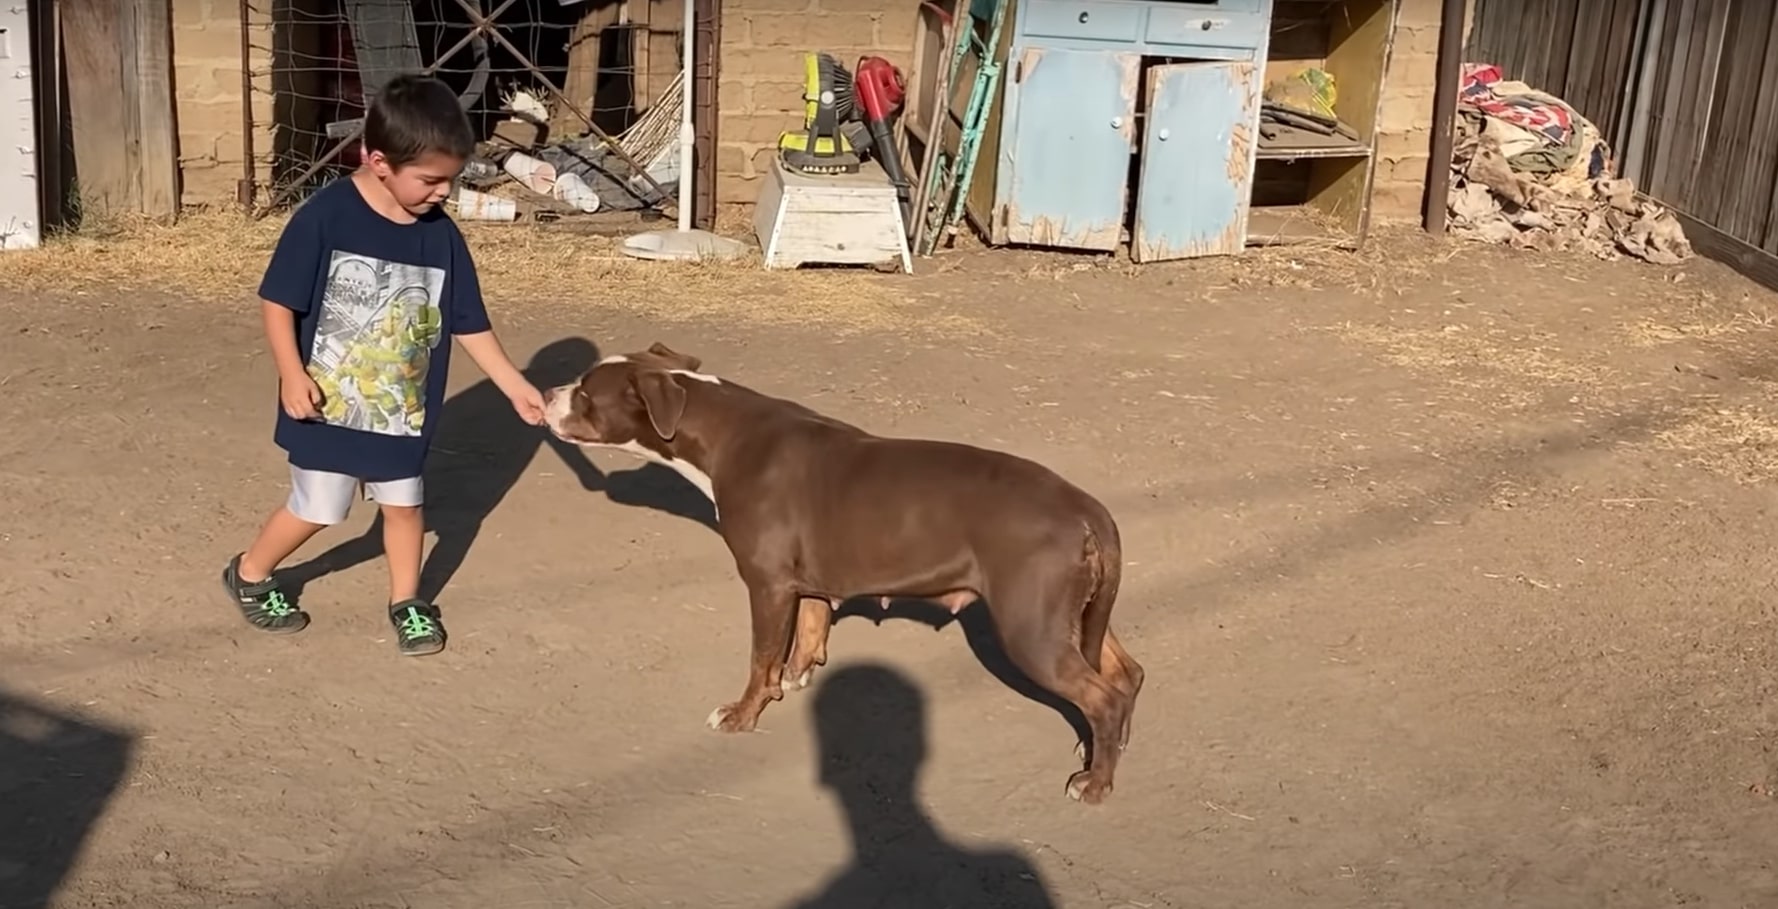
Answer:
[
  {"left": 1132, "top": 61, "right": 1259, "bottom": 261},
  {"left": 1000, "top": 47, "right": 1138, "bottom": 251}
]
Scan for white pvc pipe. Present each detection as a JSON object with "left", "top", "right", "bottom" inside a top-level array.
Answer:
[{"left": 677, "top": 0, "right": 695, "bottom": 232}]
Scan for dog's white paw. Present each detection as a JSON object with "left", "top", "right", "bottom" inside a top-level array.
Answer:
[
  {"left": 781, "top": 668, "right": 814, "bottom": 691},
  {"left": 705, "top": 705, "right": 733, "bottom": 730}
]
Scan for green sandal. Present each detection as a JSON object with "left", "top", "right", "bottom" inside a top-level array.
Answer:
[
  {"left": 221, "top": 554, "right": 309, "bottom": 634},
  {"left": 389, "top": 599, "right": 446, "bottom": 657}
]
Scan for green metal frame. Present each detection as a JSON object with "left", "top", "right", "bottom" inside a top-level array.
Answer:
[{"left": 916, "top": 0, "right": 1010, "bottom": 257}]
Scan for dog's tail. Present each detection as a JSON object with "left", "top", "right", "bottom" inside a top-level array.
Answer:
[{"left": 1077, "top": 501, "right": 1123, "bottom": 667}]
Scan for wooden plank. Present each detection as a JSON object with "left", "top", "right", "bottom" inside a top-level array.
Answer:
[
  {"left": 133, "top": 0, "right": 178, "bottom": 217},
  {"left": 1750, "top": 2, "right": 1778, "bottom": 251},
  {"left": 556, "top": 3, "right": 621, "bottom": 136},
  {"left": 1646, "top": 0, "right": 1693, "bottom": 201},
  {"left": 1707, "top": 0, "right": 1774, "bottom": 243},
  {"left": 1668, "top": 202, "right": 1778, "bottom": 295},
  {"left": 61, "top": 0, "right": 131, "bottom": 217}
]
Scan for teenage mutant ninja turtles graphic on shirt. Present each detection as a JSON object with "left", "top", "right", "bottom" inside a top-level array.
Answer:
[{"left": 306, "top": 252, "right": 447, "bottom": 437}]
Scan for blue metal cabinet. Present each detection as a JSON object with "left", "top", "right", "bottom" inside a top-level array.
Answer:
[{"left": 989, "top": 0, "right": 1273, "bottom": 261}]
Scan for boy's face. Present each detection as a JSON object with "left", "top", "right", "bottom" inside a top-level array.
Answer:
[{"left": 364, "top": 149, "right": 465, "bottom": 215}]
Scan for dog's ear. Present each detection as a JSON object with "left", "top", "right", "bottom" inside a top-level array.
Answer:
[
  {"left": 647, "top": 341, "right": 702, "bottom": 372},
  {"left": 632, "top": 369, "right": 688, "bottom": 440}
]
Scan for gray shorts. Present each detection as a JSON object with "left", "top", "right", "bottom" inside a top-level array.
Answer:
[{"left": 286, "top": 465, "right": 424, "bottom": 526}]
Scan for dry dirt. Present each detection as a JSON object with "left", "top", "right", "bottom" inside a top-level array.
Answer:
[{"left": 5, "top": 221, "right": 1778, "bottom": 909}]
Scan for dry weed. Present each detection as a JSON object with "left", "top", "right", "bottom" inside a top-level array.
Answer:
[{"left": 0, "top": 206, "right": 980, "bottom": 336}]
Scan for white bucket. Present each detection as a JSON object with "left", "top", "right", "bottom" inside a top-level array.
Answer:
[
  {"left": 553, "top": 172, "right": 601, "bottom": 213},
  {"left": 502, "top": 151, "right": 558, "bottom": 195},
  {"left": 454, "top": 188, "right": 517, "bottom": 222}
]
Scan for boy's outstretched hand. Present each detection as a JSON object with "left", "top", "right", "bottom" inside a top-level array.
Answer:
[
  {"left": 456, "top": 330, "right": 547, "bottom": 427},
  {"left": 509, "top": 381, "right": 546, "bottom": 426}
]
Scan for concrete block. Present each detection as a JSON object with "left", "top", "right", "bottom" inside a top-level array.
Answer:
[
  {"left": 721, "top": 113, "right": 795, "bottom": 145},
  {"left": 172, "top": 22, "right": 242, "bottom": 60},
  {"left": 722, "top": 48, "right": 823, "bottom": 81},
  {"left": 1368, "top": 182, "right": 1428, "bottom": 218},
  {"left": 718, "top": 142, "right": 753, "bottom": 178},
  {"left": 745, "top": 12, "right": 881, "bottom": 49},
  {"left": 1374, "top": 126, "right": 1431, "bottom": 160},
  {"left": 1393, "top": 0, "right": 1445, "bottom": 29},
  {"left": 729, "top": 0, "right": 814, "bottom": 11},
  {"left": 719, "top": 78, "right": 748, "bottom": 114},
  {"left": 749, "top": 78, "right": 810, "bottom": 114},
  {"left": 718, "top": 172, "right": 763, "bottom": 203}
]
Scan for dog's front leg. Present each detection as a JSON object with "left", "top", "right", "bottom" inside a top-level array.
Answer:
[{"left": 705, "top": 580, "right": 798, "bottom": 733}]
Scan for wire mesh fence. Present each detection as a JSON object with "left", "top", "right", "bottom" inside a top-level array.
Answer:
[{"left": 242, "top": 0, "right": 687, "bottom": 217}]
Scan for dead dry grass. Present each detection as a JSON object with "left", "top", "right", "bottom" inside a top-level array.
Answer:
[
  {"left": 0, "top": 206, "right": 978, "bottom": 336},
  {"left": 1646, "top": 398, "right": 1778, "bottom": 484},
  {"left": 1337, "top": 320, "right": 1618, "bottom": 392}
]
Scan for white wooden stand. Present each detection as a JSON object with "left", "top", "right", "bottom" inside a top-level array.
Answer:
[{"left": 753, "top": 156, "right": 913, "bottom": 274}]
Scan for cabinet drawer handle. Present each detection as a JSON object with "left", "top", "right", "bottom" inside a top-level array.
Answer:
[
  {"left": 1110, "top": 116, "right": 1124, "bottom": 129},
  {"left": 1078, "top": 10, "right": 1089, "bottom": 23},
  {"left": 1158, "top": 128, "right": 1170, "bottom": 141}
]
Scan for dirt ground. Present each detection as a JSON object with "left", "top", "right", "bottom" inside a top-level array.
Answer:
[{"left": 4, "top": 219, "right": 1778, "bottom": 909}]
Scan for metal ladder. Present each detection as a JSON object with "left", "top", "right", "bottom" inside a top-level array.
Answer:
[{"left": 913, "top": 0, "right": 1010, "bottom": 257}]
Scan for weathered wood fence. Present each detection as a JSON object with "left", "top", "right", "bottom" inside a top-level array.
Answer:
[{"left": 1467, "top": 0, "right": 1778, "bottom": 287}]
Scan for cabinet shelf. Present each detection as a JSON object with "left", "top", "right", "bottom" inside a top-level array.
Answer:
[
  {"left": 1255, "top": 122, "right": 1372, "bottom": 160},
  {"left": 1245, "top": 0, "right": 1395, "bottom": 248}
]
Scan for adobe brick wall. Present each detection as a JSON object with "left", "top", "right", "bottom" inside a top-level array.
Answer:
[
  {"left": 714, "top": 0, "right": 918, "bottom": 204},
  {"left": 713, "top": 0, "right": 1462, "bottom": 219},
  {"left": 1369, "top": 0, "right": 1470, "bottom": 219},
  {"left": 171, "top": 0, "right": 273, "bottom": 207},
  {"left": 170, "top": 0, "right": 1453, "bottom": 217}
]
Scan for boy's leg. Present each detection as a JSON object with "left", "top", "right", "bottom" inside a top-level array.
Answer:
[
  {"left": 368, "top": 477, "right": 444, "bottom": 657},
  {"left": 223, "top": 466, "right": 356, "bottom": 633}
]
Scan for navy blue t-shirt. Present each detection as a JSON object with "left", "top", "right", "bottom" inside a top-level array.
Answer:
[{"left": 258, "top": 176, "right": 492, "bottom": 482}]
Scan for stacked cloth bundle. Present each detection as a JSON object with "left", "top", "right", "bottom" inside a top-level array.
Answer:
[{"left": 1448, "top": 63, "right": 1693, "bottom": 265}]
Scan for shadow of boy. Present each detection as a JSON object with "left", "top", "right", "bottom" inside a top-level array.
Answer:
[{"left": 280, "top": 337, "right": 608, "bottom": 604}]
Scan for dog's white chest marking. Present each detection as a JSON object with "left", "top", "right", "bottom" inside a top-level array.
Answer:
[{"left": 612, "top": 439, "right": 718, "bottom": 520}]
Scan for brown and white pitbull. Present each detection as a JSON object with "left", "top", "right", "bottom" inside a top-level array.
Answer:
[{"left": 541, "top": 342, "right": 1145, "bottom": 803}]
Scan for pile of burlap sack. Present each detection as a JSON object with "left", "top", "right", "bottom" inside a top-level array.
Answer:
[{"left": 1447, "top": 71, "right": 1694, "bottom": 266}]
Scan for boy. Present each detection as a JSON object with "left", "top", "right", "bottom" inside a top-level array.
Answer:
[{"left": 221, "top": 74, "right": 545, "bottom": 657}]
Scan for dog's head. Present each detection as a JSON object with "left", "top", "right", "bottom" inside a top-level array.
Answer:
[{"left": 542, "top": 341, "right": 710, "bottom": 448}]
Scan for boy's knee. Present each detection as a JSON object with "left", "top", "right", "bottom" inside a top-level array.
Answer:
[{"left": 377, "top": 502, "right": 423, "bottom": 519}]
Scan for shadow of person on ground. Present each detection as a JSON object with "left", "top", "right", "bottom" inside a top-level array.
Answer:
[
  {"left": 0, "top": 689, "right": 134, "bottom": 909},
  {"left": 786, "top": 662, "right": 1057, "bottom": 909},
  {"left": 832, "top": 598, "right": 1092, "bottom": 752}
]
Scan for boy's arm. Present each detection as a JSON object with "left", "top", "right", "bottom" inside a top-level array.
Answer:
[
  {"left": 261, "top": 301, "right": 307, "bottom": 381},
  {"left": 455, "top": 330, "right": 527, "bottom": 393},
  {"left": 446, "top": 228, "right": 542, "bottom": 424},
  {"left": 458, "top": 330, "right": 545, "bottom": 426}
]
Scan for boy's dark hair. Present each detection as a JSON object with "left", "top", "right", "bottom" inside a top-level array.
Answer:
[{"left": 362, "top": 74, "right": 475, "bottom": 168}]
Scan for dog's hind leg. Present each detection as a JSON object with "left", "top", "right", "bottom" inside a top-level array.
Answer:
[
  {"left": 989, "top": 565, "right": 1133, "bottom": 805},
  {"left": 1100, "top": 628, "right": 1144, "bottom": 747},
  {"left": 782, "top": 596, "right": 833, "bottom": 692}
]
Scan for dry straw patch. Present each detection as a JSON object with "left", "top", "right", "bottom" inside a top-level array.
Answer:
[
  {"left": 1338, "top": 320, "right": 1616, "bottom": 391},
  {"left": 0, "top": 207, "right": 976, "bottom": 336},
  {"left": 1647, "top": 399, "right": 1778, "bottom": 484}
]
